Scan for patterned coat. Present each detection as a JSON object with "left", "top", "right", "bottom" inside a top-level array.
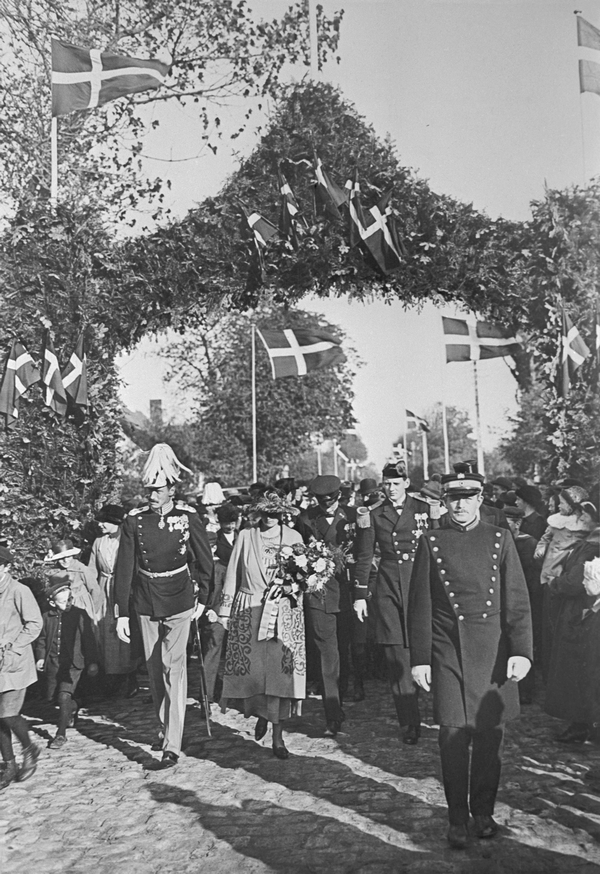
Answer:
[
  {"left": 408, "top": 521, "right": 533, "bottom": 729},
  {"left": 114, "top": 502, "right": 214, "bottom": 619},
  {"left": 353, "top": 495, "right": 431, "bottom": 645},
  {"left": 220, "top": 526, "right": 305, "bottom": 706}
]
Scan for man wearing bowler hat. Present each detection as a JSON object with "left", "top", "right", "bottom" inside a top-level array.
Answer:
[
  {"left": 353, "top": 461, "right": 431, "bottom": 745},
  {"left": 408, "top": 463, "right": 533, "bottom": 849},
  {"left": 297, "top": 474, "right": 355, "bottom": 736}
]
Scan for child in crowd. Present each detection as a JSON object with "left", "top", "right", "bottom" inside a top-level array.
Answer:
[{"left": 34, "top": 574, "right": 99, "bottom": 748}]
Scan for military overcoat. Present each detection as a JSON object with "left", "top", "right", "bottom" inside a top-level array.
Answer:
[
  {"left": 353, "top": 495, "right": 431, "bottom": 645},
  {"left": 408, "top": 521, "right": 533, "bottom": 729}
]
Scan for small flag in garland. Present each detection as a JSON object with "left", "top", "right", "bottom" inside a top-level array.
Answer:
[
  {"left": 61, "top": 335, "right": 89, "bottom": 421},
  {"left": 313, "top": 155, "right": 347, "bottom": 217},
  {"left": 278, "top": 169, "right": 306, "bottom": 249},
  {"left": 557, "top": 309, "right": 590, "bottom": 397},
  {"left": 240, "top": 204, "right": 280, "bottom": 290},
  {"left": 0, "top": 341, "right": 41, "bottom": 429},
  {"left": 52, "top": 38, "right": 169, "bottom": 117},
  {"left": 41, "top": 332, "right": 68, "bottom": 417},
  {"left": 257, "top": 327, "right": 345, "bottom": 379},
  {"left": 346, "top": 172, "right": 403, "bottom": 274}
]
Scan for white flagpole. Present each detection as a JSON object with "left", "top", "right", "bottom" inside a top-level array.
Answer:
[
  {"left": 251, "top": 324, "right": 257, "bottom": 482},
  {"left": 333, "top": 439, "right": 338, "bottom": 476},
  {"left": 403, "top": 410, "right": 408, "bottom": 467},
  {"left": 441, "top": 403, "right": 450, "bottom": 473},
  {"left": 308, "top": 0, "right": 319, "bottom": 79},
  {"left": 421, "top": 429, "right": 429, "bottom": 479},
  {"left": 50, "top": 117, "right": 58, "bottom": 207},
  {"left": 472, "top": 360, "right": 485, "bottom": 475}
]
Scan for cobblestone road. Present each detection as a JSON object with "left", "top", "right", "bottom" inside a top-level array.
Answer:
[{"left": 2, "top": 663, "right": 600, "bottom": 874}]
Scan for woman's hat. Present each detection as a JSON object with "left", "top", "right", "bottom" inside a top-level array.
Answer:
[
  {"left": 560, "top": 485, "right": 589, "bottom": 511},
  {"left": 420, "top": 480, "right": 442, "bottom": 501},
  {"left": 43, "top": 539, "right": 81, "bottom": 562},
  {"left": 515, "top": 485, "right": 543, "bottom": 510},
  {"left": 201, "top": 481, "right": 225, "bottom": 506},
  {"left": 45, "top": 571, "right": 72, "bottom": 599},
  {"left": 96, "top": 504, "right": 126, "bottom": 526},
  {"left": 359, "top": 478, "right": 378, "bottom": 496},
  {"left": 250, "top": 490, "right": 300, "bottom": 519},
  {"left": 503, "top": 505, "right": 525, "bottom": 519}
]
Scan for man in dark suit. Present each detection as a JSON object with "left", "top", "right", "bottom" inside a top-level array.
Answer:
[
  {"left": 408, "top": 464, "right": 533, "bottom": 849},
  {"left": 297, "top": 475, "right": 355, "bottom": 737},
  {"left": 114, "top": 444, "right": 214, "bottom": 769},
  {"left": 353, "top": 461, "right": 431, "bottom": 745}
]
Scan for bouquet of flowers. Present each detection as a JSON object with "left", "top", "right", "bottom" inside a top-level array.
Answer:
[{"left": 275, "top": 540, "right": 341, "bottom": 597}]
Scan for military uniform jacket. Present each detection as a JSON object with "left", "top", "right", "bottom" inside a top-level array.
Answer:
[
  {"left": 114, "top": 503, "right": 214, "bottom": 619},
  {"left": 296, "top": 505, "right": 356, "bottom": 613},
  {"left": 353, "top": 495, "right": 431, "bottom": 646},
  {"left": 408, "top": 521, "right": 533, "bottom": 730}
]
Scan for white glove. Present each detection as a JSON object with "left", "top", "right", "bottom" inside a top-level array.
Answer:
[
  {"left": 116, "top": 617, "right": 131, "bottom": 643},
  {"left": 507, "top": 656, "right": 531, "bottom": 682},
  {"left": 411, "top": 665, "right": 431, "bottom": 692},
  {"left": 191, "top": 602, "right": 206, "bottom": 621},
  {"left": 353, "top": 599, "right": 368, "bottom": 622},
  {"left": 218, "top": 616, "right": 230, "bottom": 631},
  {"left": 205, "top": 609, "right": 218, "bottom": 623}
]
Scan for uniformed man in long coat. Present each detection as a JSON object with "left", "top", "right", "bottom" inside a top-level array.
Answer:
[
  {"left": 297, "top": 475, "right": 355, "bottom": 737},
  {"left": 408, "top": 464, "right": 532, "bottom": 849},
  {"left": 115, "top": 444, "right": 214, "bottom": 768},
  {"left": 353, "top": 461, "right": 431, "bottom": 744}
]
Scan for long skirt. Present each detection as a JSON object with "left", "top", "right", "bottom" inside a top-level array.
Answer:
[{"left": 221, "top": 591, "right": 306, "bottom": 724}]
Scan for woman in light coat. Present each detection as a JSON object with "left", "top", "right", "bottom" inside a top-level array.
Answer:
[
  {"left": 0, "top": 547, "right": 43, "bottom": 789},
  {"left": 219, "top": 491, "right": 305, "bottom": 759}
]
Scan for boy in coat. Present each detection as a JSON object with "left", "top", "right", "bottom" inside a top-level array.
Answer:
[{"left": 408, "top": 464, "right": 532, "bottom": 849}]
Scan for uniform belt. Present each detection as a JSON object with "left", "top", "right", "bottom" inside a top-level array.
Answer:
[{"left": 138, "top": 565, "right": 188, "bottom": 579}]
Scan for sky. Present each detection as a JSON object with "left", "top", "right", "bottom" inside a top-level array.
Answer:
[{"left": 117, "top": 0, "right": 600, "bottom": 470}]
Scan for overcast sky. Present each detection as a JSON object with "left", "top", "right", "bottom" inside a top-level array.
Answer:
[{"left": 118, "top": 0, "right": 600, "bottom": 469}]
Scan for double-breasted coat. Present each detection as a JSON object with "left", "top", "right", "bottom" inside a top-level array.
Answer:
[
  {"left": 114, "top": 502, "right": 214, "bottom": 619},
  {"left": 296, "top": 505, "right": 356, "bottom": 613},
  {"left": 353, "top": 495, "right": 431, "bottom": 646},
  {"left": 408, "top": 521, "right": 533, "bottom": 729}
]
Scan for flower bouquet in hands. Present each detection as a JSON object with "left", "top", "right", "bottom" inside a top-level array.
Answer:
[{"left": 275, "top": 540, "right": 341, "bottom": 597}]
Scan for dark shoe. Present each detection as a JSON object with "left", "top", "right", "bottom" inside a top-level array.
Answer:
[
  {"left": 272, "top": 744, "right": 289, "bottom": 760},
  {"left": 447, "top": 823, "right": 469, "bottom": 849},
  {"left": 49, "top": 734, "right": 67, "bottom": 750},
  {"left": 557, "top": 724, "right": 589, "bottom": 744},
  {"left": 402, "top": 725, "right": 420, "bottom": 745},
  {"left": 352, "top": 680, "right": 365, "bottom": 702},
  {"left": 159, "top": 751, "right": 178, "bottom": 769},
  {"left": 255, "top": 717, "right": 268, "bottom": 741},
  {"left": 0, "top": 760, "right": 18, "bottom": 791},
  {"left": 473, "top": 815, "right": 498, "bottom": 839},
  {"left": 324, "top": 721, "right": 341, "bottom": 738},
  {"left": 17, "top": 744, "right": 40, "bottom": 782}
]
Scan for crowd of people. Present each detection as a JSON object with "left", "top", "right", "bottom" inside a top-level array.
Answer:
[{"left": 0, "top": 442, "right": 598, "bottom": 850}]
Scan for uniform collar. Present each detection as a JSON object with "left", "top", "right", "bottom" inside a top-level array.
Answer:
[
  {"left": 448, "top": 516, "right": 480, "bottom": 532},
  {"left": 156, "top": 500, "right": 174, "bottom": 517}
]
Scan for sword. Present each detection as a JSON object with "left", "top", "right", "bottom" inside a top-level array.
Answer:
[{"left": 193, "top": 618, "right": 212, "bottom": 738}]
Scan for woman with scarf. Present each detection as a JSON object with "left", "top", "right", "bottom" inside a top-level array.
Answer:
[{"left": 219, "top": 490, "right": 305, "bottom": 759}]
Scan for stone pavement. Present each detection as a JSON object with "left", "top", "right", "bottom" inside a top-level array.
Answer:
[{"left": 2, "top": 662, "right": 600, "bottom": 874}]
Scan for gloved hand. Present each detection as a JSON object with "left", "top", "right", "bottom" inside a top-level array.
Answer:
[
  {"left": 353, "top": 599, "right": 368, "bottom": 622},
  {"left": 507, "top": 656, "right": 531, "bottom": 682},
  {"left": 116, "top": 617, "right": 131, "bottom": 643},
  {"left": 411, "top": 665, "right": 431, "bottom": 692}
]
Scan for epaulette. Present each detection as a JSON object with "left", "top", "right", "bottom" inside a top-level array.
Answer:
[
  {"left": 409, "top": 492, "right": 430, "bottom": 504},
  {"left": 128, "top": 505, "right": 149, "bottom": 516},
  {"left": 175, "top": 501, "right": 197, "bottom": 514}
]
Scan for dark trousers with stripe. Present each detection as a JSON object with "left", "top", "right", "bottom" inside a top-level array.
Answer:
[{"left": 439, "top": 725, "right": 504, "bottom": 825}]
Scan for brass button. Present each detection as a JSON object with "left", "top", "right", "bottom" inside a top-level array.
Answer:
[
  {"left": 449, "top": 592, "right": 455, "bottom": 597},
  {"left": 489, "top": 588, "right": 494, "bottom": 594},
  {"left": 436, "top": 558, "right": 442, "bottom": 564},
  {"left": 483, "top": 613, "right": 488, "bottom": 618},
  {"left": 458, "top": 615, "right": 464, "bottom": 621},
  {"left": 494, "top": 543, "right": 500, "bottom": 548},
  {"left": 492, "top": 554, "right": 498, "bottom": 559},
  {"left": 486, "top": 600, "right": 492, "bottom": 606},
  {"left": 491, "top": 576, "right": 496, "bottom": 582},
  {"left": 444, "top": 581, "right": 450, "bottom": 586},
  {"left": 440, "top": 569, "right": 446, "bottom": 575},
  {"left": 433, "top": 547, "right": 439, "bottom": 552},
  {"left": 430, "top": 536, "right": 436, "bottom": 541}
]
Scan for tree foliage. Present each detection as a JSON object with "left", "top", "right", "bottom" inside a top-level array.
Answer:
[
  {"left": 160, "top": 304, "right": 357, "bottom": 483},
  {"left": 0, "top": 0, "right": 343, "bottom": 219}
]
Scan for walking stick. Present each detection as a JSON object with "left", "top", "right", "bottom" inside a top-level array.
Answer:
[{"left": 193, "top": 618, "right": 212, "bottom": 738}]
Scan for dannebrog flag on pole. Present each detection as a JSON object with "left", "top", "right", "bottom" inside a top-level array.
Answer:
[
  {"left": 51, "top": 38, "right": 169, "bottom": 117},
  {"left": 257, "top": 327, "right": 345, "bottom": 379},
  {"left": 577, "top": 16, "right": 600, "bottom": 97},
  {"left": 442, "top": 317, "right": 520, "bottom": 362}
]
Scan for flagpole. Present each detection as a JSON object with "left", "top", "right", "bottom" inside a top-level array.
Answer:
[
  {"left": 251, "top": 324, "right": 257, "bottom": 482},
  {"left": 575, "top": 13, "right": 588, "bottom": 184},
  {"left": 472, "top": 360, "right": 485, "bottom": 476},
  {"left": 421, "top": 429, "right": 429, "bottom": 480},
  {"left": 441, "top": 402, "right": 450, "bottom": 473},
  {"left": 50, "top": 117, "right": 58, "bottom": 207},
  {"left": 308, "top": 0, "right": 319, "bottom": 79},
  {"left": 403, "top": 411, "right": 408, "bottom": 468}
]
